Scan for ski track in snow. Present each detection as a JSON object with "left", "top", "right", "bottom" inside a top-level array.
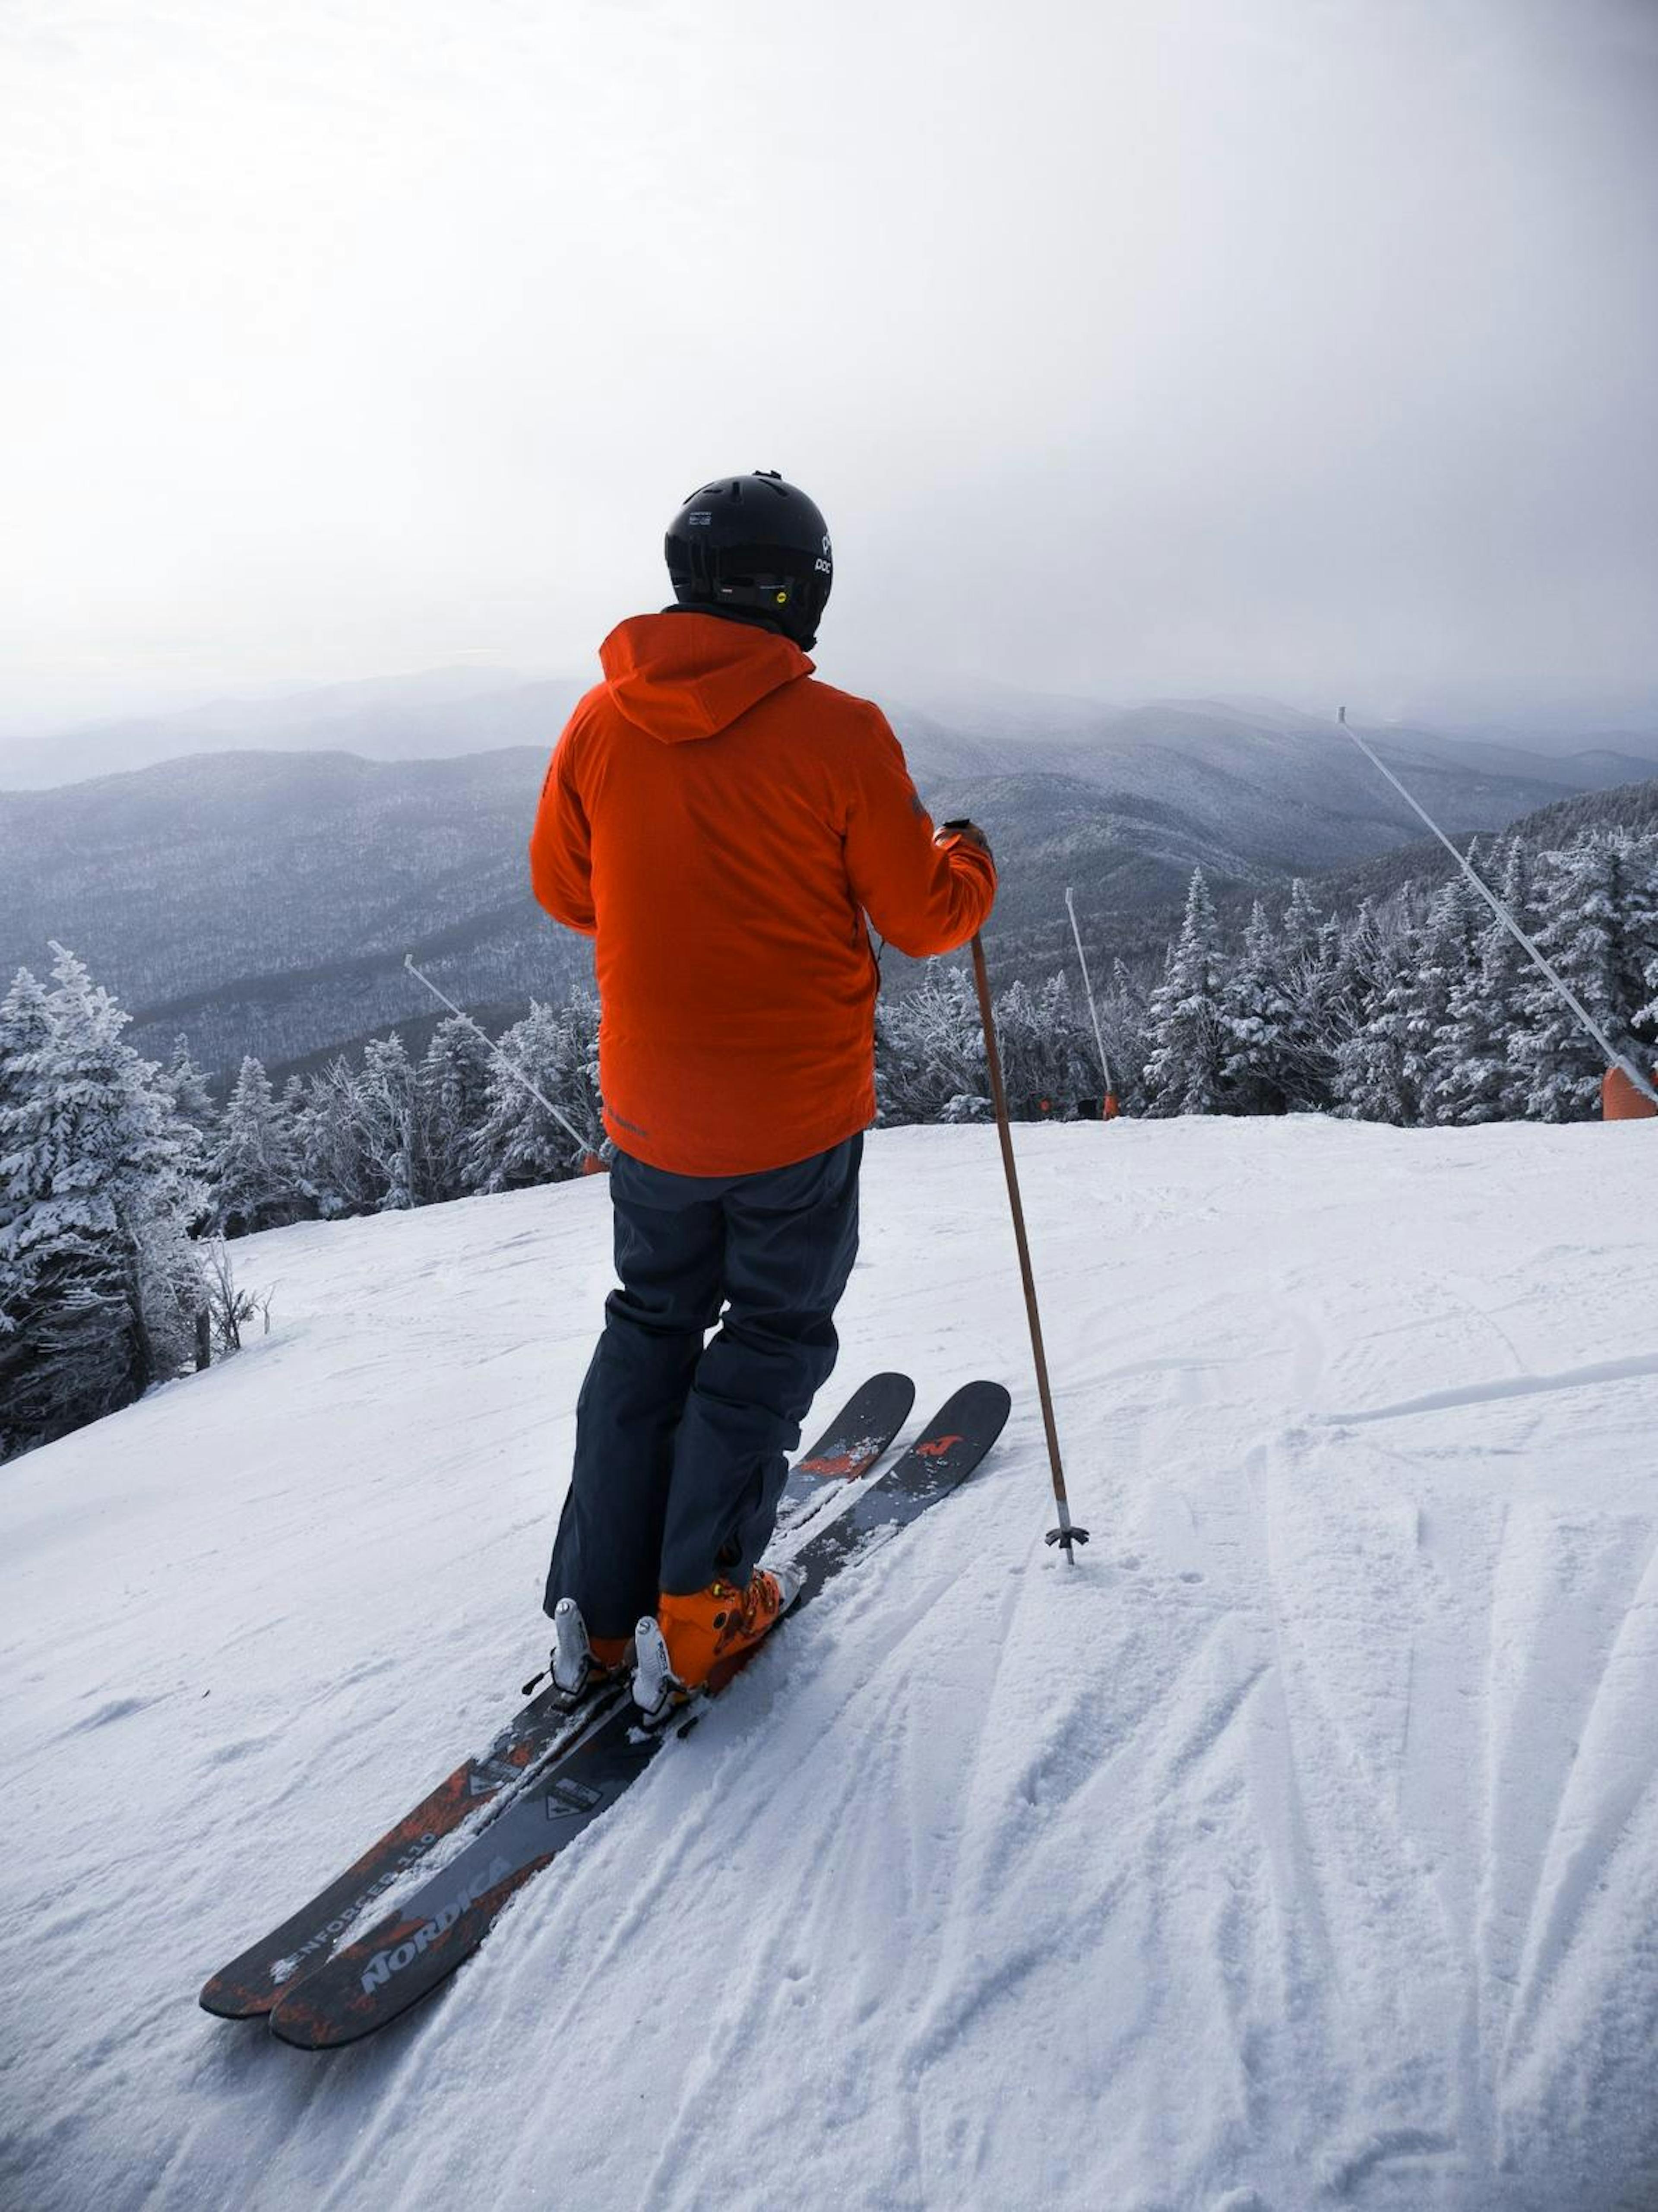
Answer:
[{"left": 3, "top": 1120, "right": 1658, "bottom": 2210}]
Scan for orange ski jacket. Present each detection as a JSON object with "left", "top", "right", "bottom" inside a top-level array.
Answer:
[{"left": 530, "top": 612, "right": 997, "bottom": 1177}]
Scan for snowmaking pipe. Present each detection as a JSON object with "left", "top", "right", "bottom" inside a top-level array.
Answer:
[
  {"left": 968, "top": 930, "right": 1089, "bottom": 1564},
  {"left": 403, "top": 954, "right": 597, "bottom": 1157},
  {"left": 1334, "top": 709, "right": 1658, "bottom": 1110},
  {"left": 1064, "top": 886, "right": 1114, "bottom": 1100}
]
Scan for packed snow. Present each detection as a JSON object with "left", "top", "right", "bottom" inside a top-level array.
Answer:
[{"left": 3, "top": 1116, "right": 1658, "bottom": 2211}]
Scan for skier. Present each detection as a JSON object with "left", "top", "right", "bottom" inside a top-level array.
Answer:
[{"left": 528, "top": 470, "right": 997, "bottom": 1712}]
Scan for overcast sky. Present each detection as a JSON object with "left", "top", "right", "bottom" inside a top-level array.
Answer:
[{"left": 1, "top": 0, "right": 1654, "bottom": 738}]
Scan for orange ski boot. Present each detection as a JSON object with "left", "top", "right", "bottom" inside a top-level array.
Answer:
[{"left": 632, "top": 1563, "right": 803, "bottom": 1721}]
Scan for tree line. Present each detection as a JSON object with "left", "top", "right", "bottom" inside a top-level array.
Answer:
[
  {"left": 882, "top": 825, "right": 1656, "bottom": 1124},
  {"left": 3, "top": 821, "right": 1654, "bottom": 1459}
]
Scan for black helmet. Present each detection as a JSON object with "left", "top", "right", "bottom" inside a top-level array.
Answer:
[{"left": 665, "top": 470, "right": 832, "bottom": 650}]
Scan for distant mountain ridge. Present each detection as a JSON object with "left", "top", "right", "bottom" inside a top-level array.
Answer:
[
  {"left": 3, "top": 688, "right": 1655, "bottom": 1078},
  {"left": 898, "top": 700, "right": 1658, "bottom": 984},
  {"left": 0, "top": 747, "right": 589, "bottom": 1073},
  {"left": 1298, "top": 773, "right": 1658, "bottom": 922},
  {"left": 0, "top": 667, "right": 589, "bottom": 789},
  {"left": 3, "top": 665, "right": 1654, "bottom": 795}
]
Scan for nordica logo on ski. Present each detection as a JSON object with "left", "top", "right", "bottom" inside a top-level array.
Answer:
[
  {"left": 359, "top": 1854, "right": 513, "bottom": 1995},
  {"left": 288, "top": 1833, "right": 440, "bottom": 1970},
  {"left": 799, "top": 1434, "right": 881, "bottom": 1478}
]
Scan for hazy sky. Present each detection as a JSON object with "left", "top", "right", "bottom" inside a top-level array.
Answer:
[{"left": 2, "top": 0, "right": 1654, "bottom": 737}]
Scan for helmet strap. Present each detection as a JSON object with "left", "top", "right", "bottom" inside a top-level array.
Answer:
[{"left": 661, "top": 601, "right": 798, "bottom": 642}]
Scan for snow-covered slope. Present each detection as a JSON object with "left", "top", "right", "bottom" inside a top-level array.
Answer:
[{"left": 4, "top": 1119, "right": 1658, "bottom": 2211}]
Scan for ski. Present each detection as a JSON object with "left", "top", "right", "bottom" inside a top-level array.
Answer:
[
  {"left": 267, "top": 1380, "right": 1010, "bottom": 2049},
  {"left": 775, "top": 1368, "right": 914, "bottom": 1529},
  {"left": 198, "top": 1369, "right": 914, "bottom": 2021}
]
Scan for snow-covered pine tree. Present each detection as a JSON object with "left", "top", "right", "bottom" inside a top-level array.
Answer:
[
  {"left": 1433, "top": 840, "right": 1535, "bottom": 1124},
  {"left": 1323, "top": 901, "right": 1383, "bottom": 1057},
  {"left": 0, "top": 968, "right": 52, "bottom": 1193},
  {"left": 1039, "top": 971, "right": 1102, "bottom": 1112},
  {"left": 0, "top": 970, "right": 53, "bottom": 1381},
  {"left": 294, "top": 1060, "right": 380, "bottom": 1218},
  {"left": 415, "top": 1015, "right": 496, "bottom": 1203},
  {"left": 1276, "top": 886, "right": 1348, "bottom": 1112},
  {"left": 356, "top": 1035, "right": 419, "bottom": 1211},
  {"left": 875, "top": 962, "right": 987, "bottom": 1125},
  {"left": 467, "top": 995, "right": 604, "bottom": 1191},
  {"left": 0, "top": 947, "right": 207, "bottom": 1455},
  {"left": 1638, "top": 839, "right": 1658, "bottom": 1052},
  {"left": 1281, "top": 910, "right": 1351, "bottom": 1112},
  {"left": 214, "top": 1056, "right": 305, "bottom": 1236},
  {"left": 0, "top": 970, "right": 69, "bottom": 1455},
  {"left": 277, "top": 1074, "right": 322, "bottom": 1215},
  {"left": 1279, "top": 878, "right": 1322, "bottom": 966},
  {"left": 1332, "top": 904, "right": 1420, "bottom": 1124},
  {"left": 1104, "top": 958, "right": 1149, "bottom": 1114},
  {"left": 1617, "top": 834, "right": 1658, "bottom": 1073},
  {"left": 1142, "top": 870, "right": 1228, "bottom": 1117},
  {"left": 1516, "top": 830, "right": 1658, "bottom": 1121},
  {"left": 1218, "top": 901, "right": 1296, "bottom": 1114},
  {"left": 160, "top": 1037, "right": 218, "bottom": 1138},
  {"left": 156, "top": 1037, "right": 217, "bottom": 1224},
  {"left": 1405, "top": 875, "right": 1482, "bottom": 1125},
  {"left": 990, "top": 974, "right": 1096, "bottom": 1119},
  {"left": 284, "top": 1042, "right": 418, "bottom": 1219}
]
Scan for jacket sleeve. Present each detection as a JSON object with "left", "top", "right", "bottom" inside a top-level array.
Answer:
[
  {"left": 842, "top": 707, "right": 997, "bottom": 957},
  {"left": 528, "top": 721, "right": 597, "bottom": 937}
]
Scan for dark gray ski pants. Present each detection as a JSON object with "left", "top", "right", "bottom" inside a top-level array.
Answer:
[{"left": 543, "top": 1134, "right": 862, "bottom": 1638}]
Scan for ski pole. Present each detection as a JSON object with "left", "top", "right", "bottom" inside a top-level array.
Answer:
[
  {"left": 968, "top": 930, "right": 1089, "bottom": 1564},
  {"left": 403, "top": 954, "right": 598, "bottom": 1159}
]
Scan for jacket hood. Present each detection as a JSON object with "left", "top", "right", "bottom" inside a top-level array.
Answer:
[{"left": 599, "top": 613, "right": 814, "bottom": 744}]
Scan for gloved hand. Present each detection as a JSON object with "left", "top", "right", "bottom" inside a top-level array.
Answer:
[{"left": 937, "top": 817, "right": 992, "bottom": 857}]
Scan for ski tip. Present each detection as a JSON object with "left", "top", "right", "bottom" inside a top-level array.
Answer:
[
  {"left": 198, "top": 1979, "right": 275, "bottom": 2021},
  {"left": 831, "top": 1371, "right": 916, "bottom": 1430},
  {"left": 944, "top": 1378, "right": 1013, "bottom": 1426},
  {"left": 267, "top": 2004, "right": 353, "bottom": 2052},
  {"left": 887, "top": 1380, "right": 1013, "bottom": 1485}
]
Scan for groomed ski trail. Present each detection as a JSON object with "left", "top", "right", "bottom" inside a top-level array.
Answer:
[{"left": 3, "top": 1118, "right": 1658, "bottom": 2211}]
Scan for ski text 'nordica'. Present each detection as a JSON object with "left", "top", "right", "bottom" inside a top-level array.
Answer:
[{"left": 359, "top": 1856, "right": 513, "bottom": 1994}]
